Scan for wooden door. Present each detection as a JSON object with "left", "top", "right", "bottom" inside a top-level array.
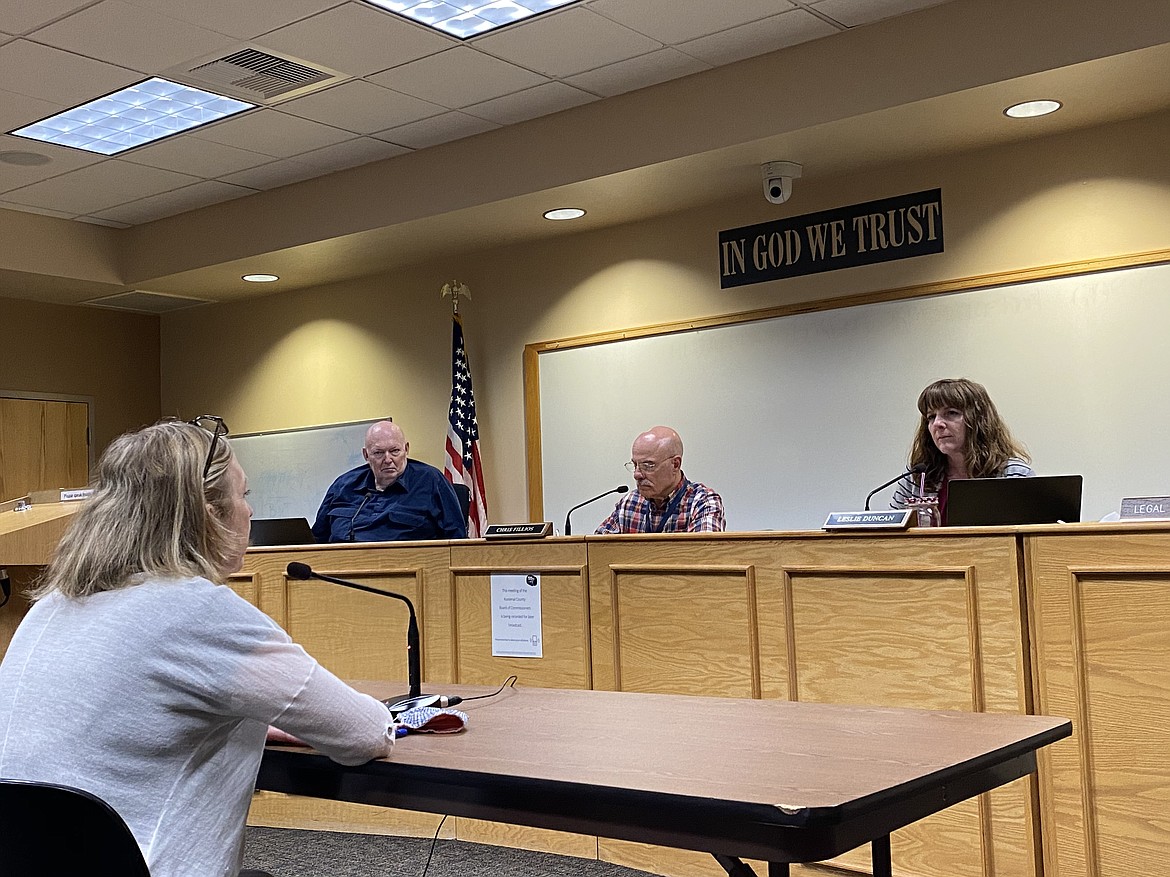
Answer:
[{"left": 0, "top": 397, "right": 90, "bottom": 501}]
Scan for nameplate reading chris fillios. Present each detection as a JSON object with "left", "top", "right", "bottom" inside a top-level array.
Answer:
[
  {"left": 485, "top": 522, "right": 553, "bottom": 539},
  {"left": 1119, "top": 496, "right": 1170, "bottom": 520},
  {"left": 823, "top": 509, "right": 913, "bottom": 530}
]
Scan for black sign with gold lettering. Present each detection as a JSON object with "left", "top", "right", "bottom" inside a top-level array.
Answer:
[{"left": 719, "top": 189, "right": 943, "bottom": 288}]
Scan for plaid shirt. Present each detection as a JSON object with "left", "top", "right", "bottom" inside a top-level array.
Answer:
[{"left": 595, "top": 473, "right": 725, "bottom": 534}]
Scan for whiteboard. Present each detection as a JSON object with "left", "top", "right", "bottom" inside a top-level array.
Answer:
[
  {"left": 230, "top": 419, "right": 381, "bottom": 523},
  {"left": 540, "top": 262, "right": 1170, "bottom": 532}
]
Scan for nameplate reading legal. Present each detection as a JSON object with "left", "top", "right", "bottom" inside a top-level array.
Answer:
[
  {"left": 1119, "top": 496, "right": 1170, "bottom": 520},
  {"left": 485, "top": 522, "right": 554, "bottom": 539},
  {"left": 823, "top": 509, "right": 913, "bottom": 530}
]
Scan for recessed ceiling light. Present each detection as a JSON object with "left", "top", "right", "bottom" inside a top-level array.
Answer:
[
  {"left": 0, "top": 150, "right": 51, "bottom": 166},
  {"left": 242, "top": 274, "right": 279, "bottom": 283},
  {"left": 364, "top": 0, "right": 580, "bottom": 39},
  {"left": 1004, "top": 100, "right": 1062, "bottom": 119},
  {"left": 7, "top": 78, "right": 254, "bottom": 156},
  {"left": 543, "top": 208, "right": 586, "bottom": 221}
]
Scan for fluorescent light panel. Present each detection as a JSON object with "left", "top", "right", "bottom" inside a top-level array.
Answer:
[
  {"left": 365, "top": 0, "right": 580, "bottom": 39},
  {"left": 9, "top": 78, "right": 255, "bottom": 156}
]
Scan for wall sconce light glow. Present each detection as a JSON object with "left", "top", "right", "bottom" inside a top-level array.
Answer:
[
  {"left": 1004, "top": 100, "right": 1062, "bottom": 119},
  {"left": 242, "top": 274, "right": 280, "bottom": 283},
  {"left": 8, "top": 78, "right": 254, "bottom": 155},
  {"left": 365, "top": 0, "right": 580, "bottom": 39},
  {"left": 543, "top": 208, "right": 586, "bottom": 221}
]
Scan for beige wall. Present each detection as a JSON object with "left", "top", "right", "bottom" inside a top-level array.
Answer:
[
  {"left": 0, "top": 296, "right": 161, "bottom": 454},
  {"left": 160, "top": 108, "right": 1170, "bottom": 522}
]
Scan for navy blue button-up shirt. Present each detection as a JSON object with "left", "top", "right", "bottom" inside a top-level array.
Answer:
[{"left": 311, "top": 459, "right": 467, "bottom": 543}]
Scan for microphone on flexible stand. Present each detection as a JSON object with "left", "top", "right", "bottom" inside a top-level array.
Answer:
[
  {"left": 347, "top": 491, "right": 374, "bottom": 542},
  {"left": 864, "top": 465, "right": 927, "bottom": 510},
  {"left": 564, "top": 485, "right": 629, "bottom": 536},
  {"left": 285, "top": 562, "right": 461, "bottom": 716}
]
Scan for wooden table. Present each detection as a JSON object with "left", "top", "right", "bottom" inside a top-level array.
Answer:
[{"left": 257, "top": 684, "right": 1070, "bottom": 877}]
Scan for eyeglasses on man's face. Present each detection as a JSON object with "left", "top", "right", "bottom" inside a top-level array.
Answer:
[
  {"left": 625, "top": 458, "right": 673, "bottom": 474},
  {"left": 189, "top": 415, "right": 228, "bottom": 479}
]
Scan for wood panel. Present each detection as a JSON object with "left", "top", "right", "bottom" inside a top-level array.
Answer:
[
  {"left": 776, "top": 533, "right": 1035, "bottom": 877},
  {"left": 241, "top": 543, "right": 454, "bottom": 683},
  {"left": 1026, "top": 526, "right": 1170, "bottom": 877},
  {"left": 0, "top": 397, "right": 89, "bottom": 502},
  {"left": 586, "top": 535, "right": 786, "bottom": 699},
  {"left": 239, "top": 543, "right": 454, "bottom": 834},
  {"left": 449, "top": 539, "right": 591, "bottom": 689}
]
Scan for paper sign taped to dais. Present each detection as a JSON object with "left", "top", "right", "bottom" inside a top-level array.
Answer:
[{"left": 491, "top": 573, "right": 543, "bottom": 658}]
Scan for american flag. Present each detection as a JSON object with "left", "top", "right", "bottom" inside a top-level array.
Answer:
[{"left": 444, "top": 314, "right": 488, "bottom": 536}]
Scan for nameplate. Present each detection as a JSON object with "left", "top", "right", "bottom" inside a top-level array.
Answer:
[
  {"left": 1119, "top": 496, "right": 1170, "bottom": 520},
  {"left": 30, "top": 488, "right": 94, "bottom": 504},
  {"left": 484, "top": 522, "right": 554, "bottom": 539},
  {"left": 823, "top": 509, "right": 913, "bottom": 530}
]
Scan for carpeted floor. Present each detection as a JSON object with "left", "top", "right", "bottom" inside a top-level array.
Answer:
[{"left": 243, "top": 827, "right": 660, "bottom": 877}]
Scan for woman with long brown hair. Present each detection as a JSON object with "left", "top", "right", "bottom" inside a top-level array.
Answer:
[{"left": 892, "top": 378, "right": 1033, "bottom": 524}]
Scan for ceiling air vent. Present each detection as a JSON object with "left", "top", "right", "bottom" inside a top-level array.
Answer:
[
  {"left": 166, "top": 47, "right": 348, "bottom": 105},
  {"left": 84, "top": 291, "right": 211, "bottom": 315}
]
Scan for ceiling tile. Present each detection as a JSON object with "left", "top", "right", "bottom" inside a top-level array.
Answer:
[
  {"left": 587, "top": 0, "right": 796, "bottom": 45},
  {"left": 118, "top": 0, "right": 342, "bottom": 41},
  {"left": 216, "top": 158, "right": 322, "bottom": 190},
  {"left": 810, "top": 0, "right": 950, "bottom": 28},
  {"left": 121, "top": 135, "right": 275, "bottom": 178},
  {"left": 0, "top": 133, "right": 104, "bottom": 193},
  {"left": 32, "top": 0, "right": 237, "bottom": 72},
  {"left": 287, "top": 136, "right": 409, "bottom": 170},
  {"left": 86, "top": 179, "right": 254, "bottom": 223},
  {"left": 375, "top": 111, "right": 499, "bottom": 150},
  {"left": 256, "top": 1, "right": 453, "bottom": 78},
  {"left": 463, "top": 81, "right": 597, "bottom": 126},
  {"left": 189, "top": 108, "right": 354, "bottom": 157},
  {"left": 565, "top": 47, "right": 710, "bottom": 97},
  {"left": 370, "top": 46, "right": 548, "bottom": 109},
  {"left": 3, "top": 159, "right": 201, "bottom": 215},
  {"left": 0, "top": 40, "right": 139, "bottom": 106},
  {"left": 0, "top": 200, "right": 75, "bottom": 219},
  {"left": 0, "top": 88, "right": 65, "bottom": 132},
  {"left": 279, "top": 79, "right": 443, "bottom": 134},
  {"left": 677, "top": 9, "right": 840, "bottom": 66},
  {"left": 475, "top": 7, "right": 662, "bottom": 78},
  {"left": 0, "top": 0, "right": 94, "bottom": 36}
]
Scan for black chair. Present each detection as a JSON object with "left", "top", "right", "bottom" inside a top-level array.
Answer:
[
  {"left": 0, "top": 777, "right": 152, "bottom": 876},
  {"left": 453, "top": 482, "right": 471, "bottom": 526}
]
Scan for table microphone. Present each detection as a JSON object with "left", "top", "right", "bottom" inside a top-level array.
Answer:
[
  {"left": 564, "top": 485, "right": 629, "bottom": 536},
  {"left": 864, "top": 465, "right": 926, "bottom": 510},
  {"left": 285, "top": 562, "right": 461, "bottom": 716}
]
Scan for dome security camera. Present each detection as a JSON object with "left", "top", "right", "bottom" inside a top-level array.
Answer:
[{"left": 762, "top": 161, "right": 802, "bottom": 205}]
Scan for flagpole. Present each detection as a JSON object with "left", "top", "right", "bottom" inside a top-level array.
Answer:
[{"left": 441, "top": 281, "right": 487, "bottom": 537}]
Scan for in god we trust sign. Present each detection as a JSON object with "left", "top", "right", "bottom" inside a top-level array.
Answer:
[{"left": 719, "top": 189, "right": 943, "bottom": 288}]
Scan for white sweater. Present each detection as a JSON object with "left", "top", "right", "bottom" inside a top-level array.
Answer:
[{"left": 0, "top": 576, "right": 395, "bottom": 877}]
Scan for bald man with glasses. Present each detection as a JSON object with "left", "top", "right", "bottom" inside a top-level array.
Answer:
[{"left": 595, "top": 426, "right": 725, "bottom": 534}]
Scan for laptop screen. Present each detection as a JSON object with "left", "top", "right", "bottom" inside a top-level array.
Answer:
[
  {"left": 946, "top": 475, "right": 1083, "bottom": 527},
  {"left": 248, "top": 517, "right": 316, "bottom": 546}
]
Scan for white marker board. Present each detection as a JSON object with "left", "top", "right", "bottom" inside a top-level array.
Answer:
[
  {"left": 230, "top": 419, "right": 380, "bottom": 523},
  {"left": 540, "top": 261, "right": 1170, "bottom": 532}
]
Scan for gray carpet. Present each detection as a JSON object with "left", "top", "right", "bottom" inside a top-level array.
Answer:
[{"left": 243, "top": 827, "right": 660, "bottom": 877}]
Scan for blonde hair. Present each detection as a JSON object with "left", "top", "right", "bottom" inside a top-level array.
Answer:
[
  {"left": 34, "top": 419, "right": 241, "bottom": 599},
  {"left": 909, "top": 378, "right": 1030, "bottom": 489}
]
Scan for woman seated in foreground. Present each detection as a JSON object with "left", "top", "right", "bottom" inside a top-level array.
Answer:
[
  {"left": 892, "top": 377, "right": 1033, "bottom": 525},
  {"left": 0, "top": 418, "right": 395, "bottom": 877}
]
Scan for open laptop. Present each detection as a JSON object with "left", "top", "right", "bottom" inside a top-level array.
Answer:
[
  {"left": 248, "top": 517, "right": 316, "bottom": 546},
  {"left": 946, "top": 475, "right": 1083, "bottom": 527}
]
